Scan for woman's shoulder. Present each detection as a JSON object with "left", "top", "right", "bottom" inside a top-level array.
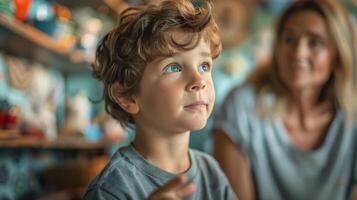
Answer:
[
  {"left": 228, "top": 83, "right": 256, "bottom": 96},
  {"left": 222, "top": 83, "right": 261, "bottom": 110}
]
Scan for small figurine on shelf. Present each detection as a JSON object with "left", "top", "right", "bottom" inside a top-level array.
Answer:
[
  {"left": 0, "top": 98, "right": 15, "bottom": 129},
  {"left": 29, "top": 0, "right": 56, "bottom": 36},
  {"left": 95, "top": 113, "right": 127, "bottom": 144},
  {"left": 0, "top": 98, "right": 11, "bottom": 129},
  {"left": 61, "top": 91, "right": 91, "bottom": 138},
  {"left": 24, "top": 64, "right": 58, "bottom": 141},
  {"left": 13, "top": 0, "right": 32, "bottom": 21},
  {"left": 0, "top": 98, "right": 21, "bottom": 139},
  {"left": 73, "top": 8, "right": 104, "bottom": 63},
  {"left": 0, "top": 98, "right": 21, "bottom": 130}
]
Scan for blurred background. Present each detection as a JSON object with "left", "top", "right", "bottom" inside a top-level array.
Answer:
[{"left": 0, "top": 0, "right": 355, "bottom": 199}]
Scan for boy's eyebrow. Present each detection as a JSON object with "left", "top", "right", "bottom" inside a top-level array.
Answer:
[
  {"left": 200, "top": 51, "right": 212, "bottom": 58},
  {"left": 153, "top": 51, "right": 212, "bottom": 63},
  {"left": 169, "top": 51, "right": 212, "bottom": 58}
]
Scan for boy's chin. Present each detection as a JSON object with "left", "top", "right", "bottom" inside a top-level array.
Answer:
[{"left": 187, "top": 121, "right": 207, "bottom": 131}]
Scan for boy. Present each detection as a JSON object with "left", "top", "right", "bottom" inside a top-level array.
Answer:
[{"left": 83, "top": 0, "right": 237, "bottom": 199}]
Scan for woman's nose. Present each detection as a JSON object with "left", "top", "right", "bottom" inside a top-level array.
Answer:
[{"left": 294, "top": 39, "right": 309, "bottom": 60}]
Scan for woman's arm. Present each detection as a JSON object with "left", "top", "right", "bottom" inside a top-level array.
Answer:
[{"left": 213, "top": 129, "right": 255, "bottom": 200}]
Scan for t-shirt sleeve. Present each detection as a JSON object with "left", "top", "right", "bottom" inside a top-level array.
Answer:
[
  {"left": 199, "top": 152, "right": 239, "bottom": 200},
  {"left": 213, "top": 85, "right": 256, "bottom": 153},
  {"left": 83, "top": 185, "right": 128, "bottom": 200},
  {"left": 352, "top": 126, "right": 357, "bottom": 200},
  {"left": 354, "top": 126, "right": 357, "bottom": 185},
  {"left": 354, "top": 163, "right": 357, "bottom": 199}
]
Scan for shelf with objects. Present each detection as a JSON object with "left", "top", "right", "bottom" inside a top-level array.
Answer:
[
  {"left": 0, "top": 0, "right": 127, "bottom": 144},
  {"left": 0, "top": 0, "right": 129, "bottom": 199},
  {"left": 57, "top": 0, "right": 129, "bottom": 20},
  {"left": 0, "top": 15, "right": 90, "bottom": 73},
  {"left": 0, "top": 132, "right": 115, "bottom": 150},
  {"left": 0, "top": 0, "right": 130, "bottom": 74}
]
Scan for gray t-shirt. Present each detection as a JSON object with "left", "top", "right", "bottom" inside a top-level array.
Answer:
[
  {"left": 83, "top": 145, "right": 237, "bottom": 200},
  {"left": 214, "top": 85, "right": 357, "bottom": 200}
]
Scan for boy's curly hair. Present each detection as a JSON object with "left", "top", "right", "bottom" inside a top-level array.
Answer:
[{"left": 92, "top": 0, "right": 221, "bottom": 127}]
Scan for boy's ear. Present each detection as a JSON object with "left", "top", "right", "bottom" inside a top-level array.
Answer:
[{"left": 111, "top": 83, "right": 140, "bottom": 114}]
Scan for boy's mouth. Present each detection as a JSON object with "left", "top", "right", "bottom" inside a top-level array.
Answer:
[{"left": 184, "top": 101, "right": 208, "bottom": 111}]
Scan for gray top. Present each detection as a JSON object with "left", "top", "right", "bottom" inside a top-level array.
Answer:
[
  {"left": 83, "top": 145, "right": 237, "bottom": 200},
  {"left": 213, "top": 85, "right": 357, "bottom": 200}
]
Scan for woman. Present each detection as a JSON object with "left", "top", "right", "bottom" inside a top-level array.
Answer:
[{"left": 213, "top": 0, "right": 357, "bottom": 199}]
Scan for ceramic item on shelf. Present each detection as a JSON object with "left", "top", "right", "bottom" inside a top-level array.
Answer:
[
  {"left": 73, "top": 8, "right": 103, "bottom": 62},
  {"left": 4, "top": 55, "right": 32, "bottom": 91},
  {"left": 13, "top": 0, "right": 32, "bottom": 21},
  {"left": 62, "top": 91, "right": 91, "bottom": 137},
  {"left": 50, "top": 4, "right": 76, "bottom": 50},
  {"left": 29, "top": 0, "right": 54, "bottom": 21},
  {"left": 24, "top": 64, "right": 58, "bottom": 141},
  {"left": 29, "top": 0, "right": 57, "bottom": 36}
]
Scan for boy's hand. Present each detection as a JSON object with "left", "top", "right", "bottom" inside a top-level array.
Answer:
[{"left": 147, "top": 175, "right": 195, "bottom": 200}]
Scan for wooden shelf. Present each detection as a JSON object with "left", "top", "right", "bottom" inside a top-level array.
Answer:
[
  {"left": 0, "top": 129, "right": 20, "bottom": 139},
  {"left": 56, "top": 0, "right": 129, "bottom": 19},
  {"left": 0, "top": 16, "right": 90, "bottom": 73},
  {"left": 0, "top": 134, "right": 115, "bottom": 150}
]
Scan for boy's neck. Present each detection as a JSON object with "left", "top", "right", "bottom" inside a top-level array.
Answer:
[{"left": 132, "top": 128, "right": 191, "bottom": 174}]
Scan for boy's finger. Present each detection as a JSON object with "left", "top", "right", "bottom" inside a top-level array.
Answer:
[{"left": 175, "top": 182, "right": 196, "bottom": 198}]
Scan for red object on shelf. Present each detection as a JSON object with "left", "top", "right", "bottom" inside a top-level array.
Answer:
[
  {"left": 14, "top": 0, "right": 32, "bottom": 21},
  {"left": 0, "top": 112, "right": 17, "bottom": 129},
  {"left": 6, "top": 113, "right": 17, "bottom": 129},
  {"left": 0, "top": 112, "right": 5, "bottom": 128},
  {"left": 22, "top": 125, "right": 45, "bottom": 139}
]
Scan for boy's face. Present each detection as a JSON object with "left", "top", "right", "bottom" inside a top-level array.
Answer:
[{"left": 132, "top": 35, "right": 215, "bottom": 133}]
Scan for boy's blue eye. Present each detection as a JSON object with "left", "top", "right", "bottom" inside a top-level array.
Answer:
[
  {"left": 164, "top": 63, "right": 182, "bottom": 74},
  {"left": 198, "top": 63, "right": 210, "bottom": 73}
]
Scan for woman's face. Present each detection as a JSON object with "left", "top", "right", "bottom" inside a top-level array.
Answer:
[{"left": 276, "top": 10, "right": 336, "bottom": 93}]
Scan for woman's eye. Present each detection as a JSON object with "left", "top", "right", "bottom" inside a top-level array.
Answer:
[
  {"left": 309, "top": 39, "right": 323, "bottom": 48},
  {"left": 198, "top": 63, "right": 210, "bottom": 73},
  {"left": 283, "top": 36, "right": 295, "bottom": 45},
  {"left": 163, "top": 63, "right": 182, "bottom": 74}
]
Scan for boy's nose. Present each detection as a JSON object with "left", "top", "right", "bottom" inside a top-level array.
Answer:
[{"left": 186, "top": 73, "right": 206, "bottom": 92}]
